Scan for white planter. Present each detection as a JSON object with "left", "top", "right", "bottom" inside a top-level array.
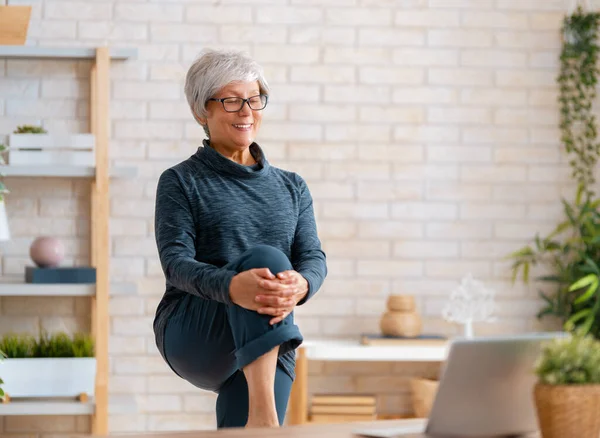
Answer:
[
  {"left": 9, "top": 133, "right": 94, "bottom": 150},
  {"left": 0, "top": 358, "right": 96, "bottom": 398},
  {"left": 8, "top": 133, "right": 95, "bottom": 166}
]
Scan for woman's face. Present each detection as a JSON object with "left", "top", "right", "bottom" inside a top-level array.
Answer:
[{"left": 201, "top": 81, "right": 264, "bottom": 151}]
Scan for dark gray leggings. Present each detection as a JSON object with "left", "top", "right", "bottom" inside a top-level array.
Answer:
[{"left": 163, "top": 245, "right": 303, "bottom": 428}]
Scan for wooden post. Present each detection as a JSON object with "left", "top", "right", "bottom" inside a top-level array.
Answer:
[
  {"left": 288, "top": 347, "right": 308, "bottom": 425},
  {"left": 90, "top": 46, "right": 110, "bottom": 436}
]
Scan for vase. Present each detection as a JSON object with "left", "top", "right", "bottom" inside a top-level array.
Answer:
[
  {"left": 534, "top": 383, "right": 600, "bottom": 438},
  {"left": 380, "top": 295, "right": 422, "bottom": 337},
  {"left": 0, "top": 6, "right": 31, "bottom": 45}
]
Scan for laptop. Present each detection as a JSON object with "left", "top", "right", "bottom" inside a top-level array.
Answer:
[{"left": 355, "top": 332, "right": 565, "bottom": 437}]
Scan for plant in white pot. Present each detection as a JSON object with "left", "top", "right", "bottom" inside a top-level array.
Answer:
[
  {"left": 533, "top": 330, "right": 600, "bottom": 438},
  {"left": 0, "top": 331, "right": 95, "bottom": 399},
  {"left": 9, "top": 124, "right": 95, "bottom": 166}
]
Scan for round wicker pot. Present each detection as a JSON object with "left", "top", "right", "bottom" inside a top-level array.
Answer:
[{"left": 534, "top": 383, "right": 600, "bottom": 438}]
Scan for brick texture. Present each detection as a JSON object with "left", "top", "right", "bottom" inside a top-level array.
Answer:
[{"left": 0, "top": 0, "right": 574, "bottom": 434}]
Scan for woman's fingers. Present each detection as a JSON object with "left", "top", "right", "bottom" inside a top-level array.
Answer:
[
  {"left": 256, "top": 295, "right": 294, "bottom": 307},
  {"left": 253, "top": 268, "right": 275, "bottom": 279},
  {"left": 257, "top": 306, "right": 287, "bottom": 316},
  {"left": 259, "top": 279, "right": 295, "bottom": 293}
]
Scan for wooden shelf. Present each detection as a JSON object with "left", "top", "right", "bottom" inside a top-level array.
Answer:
[
  {"left": 0, "top": 276, "right": 136, "bottom": 297},
  {"left": 0, "top": 399, "right": 95, "bottom": 416},
  {"left": 0, "top": 46, "right": 136, "bottom": 60},
  {"left": 302, "top": 339, "right": 449, "bottom": 362},
  {"left": 0, "top": 165, "right": 137, "bottom": 178}
]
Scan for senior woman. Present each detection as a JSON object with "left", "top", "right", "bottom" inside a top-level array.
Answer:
[{"left": 153, "top": 49, "right": 327, "bottom": 429}]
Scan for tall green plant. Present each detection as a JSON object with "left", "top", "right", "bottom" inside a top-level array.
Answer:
[{"left": 509, "top": 7, "right": 600, "bottom": 338}]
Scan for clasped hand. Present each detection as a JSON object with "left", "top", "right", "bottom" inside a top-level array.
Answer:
[{"left": 229, "top": 268, "right": 308, "bottom": 325}]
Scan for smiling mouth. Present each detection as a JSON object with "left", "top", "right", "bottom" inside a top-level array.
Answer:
[{"left": 232, "top": 124, "right": 252, "bottom": 130}]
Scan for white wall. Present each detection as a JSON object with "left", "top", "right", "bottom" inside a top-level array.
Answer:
[{"left": 0, "top": 0, "right": 574, "bottom": 434}]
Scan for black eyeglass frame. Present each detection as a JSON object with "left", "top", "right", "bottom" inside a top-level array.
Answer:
[{"left": 207, "top": 94, "right": 269, "bottom": 112}]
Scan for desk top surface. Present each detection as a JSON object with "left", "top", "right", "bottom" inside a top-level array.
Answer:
[
  {"left": 109, "top": 419, "right": 536, "bottom": 438},
  {"left": 110, "top": 419, "right": 424, "bottom": 438}
]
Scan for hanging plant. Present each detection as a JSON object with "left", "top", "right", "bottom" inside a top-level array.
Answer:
[
  {"left": 559, "top": 7, "right": 600, "bottom": 196},
  {"left": 508, "top": 7, "right": 600, "bottom": 338}
]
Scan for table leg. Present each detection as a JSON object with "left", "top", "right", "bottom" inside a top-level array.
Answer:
[{"left": 288, "top": 346, "right": 308, "bottom": 425}]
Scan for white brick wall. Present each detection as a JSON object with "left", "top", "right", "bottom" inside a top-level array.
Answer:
[{"left": 0, "top": 0, "right": 576, "bottom": 434}]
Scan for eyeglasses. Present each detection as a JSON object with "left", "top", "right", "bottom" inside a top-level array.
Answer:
[{"left": 207, "top": 94, "right": 269, "bottom": 113}]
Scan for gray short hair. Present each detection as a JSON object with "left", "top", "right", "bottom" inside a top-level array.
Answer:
[{"left": 184, "top": 49, "right": 270, "bottom": 138}]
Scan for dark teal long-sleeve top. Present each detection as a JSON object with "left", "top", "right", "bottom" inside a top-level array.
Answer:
[{"left": 153, "top": 139, "right": 327, "bottom": 379}]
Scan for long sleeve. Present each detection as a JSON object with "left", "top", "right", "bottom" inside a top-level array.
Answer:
[
  {"left": 154, "top": 169, "right": 236, "bottom": 304},
  {"left": 291, "top": 176, "right": 327, "bottom": 305}
]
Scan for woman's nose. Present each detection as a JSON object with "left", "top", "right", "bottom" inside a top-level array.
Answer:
[{"left": 238, "top": 100, "right": 253, "bottom": 116}]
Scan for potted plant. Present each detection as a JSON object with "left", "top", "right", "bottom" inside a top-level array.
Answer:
[
  {"left": 8, "top": 124, "right": 95, "bottom": 166},
  {"left": 0, "top": 331, "right": 95, "bottom": 399},
  {"left": 533, "top": 331, "right": 600, "bottom": 437}
]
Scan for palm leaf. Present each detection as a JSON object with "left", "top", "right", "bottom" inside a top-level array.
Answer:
[{"left": 574, "top": 279, "right": 599, "bottom": 304}]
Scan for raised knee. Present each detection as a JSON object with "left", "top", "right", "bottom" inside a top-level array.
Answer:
[{"left": 243, "top": 245, "right": 292, "bottom": 274}]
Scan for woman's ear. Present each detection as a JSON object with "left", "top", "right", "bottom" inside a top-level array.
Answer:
[{"left": 192, "top": 107, "right": 207, "bottom": 126}]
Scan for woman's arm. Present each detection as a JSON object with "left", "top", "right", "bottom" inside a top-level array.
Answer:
[
  {"left": 291, "top": 176, "right": 327, "bottom": 305},
  {"left": 154, "top": 168, "right": 236, "bottom": 304}
]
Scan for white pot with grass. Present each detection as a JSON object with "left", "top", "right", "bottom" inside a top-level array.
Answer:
[
  {"left": 0, "top": 358, "right": 96, "bottom": 398},
  {"left": 0, "top": 332, "right": 95, "bottom": 399}
]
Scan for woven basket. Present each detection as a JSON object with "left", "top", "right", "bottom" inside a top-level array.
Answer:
[
  {"left": 410, "top": 378, "right": 439, "bottom": 418},
  {"left": 534, "top": 383, "right": 600, "bottom": 438}
]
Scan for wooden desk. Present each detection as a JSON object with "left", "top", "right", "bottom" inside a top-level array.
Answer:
[
  {"left": 111, "top": 419, "right": 428, "bottom": 438},
  {"left": 287, "top": 339, "right": 449, "bottom": 425},
  {"left": 110, "top": 419, "right": 537, "bottom": 438}
]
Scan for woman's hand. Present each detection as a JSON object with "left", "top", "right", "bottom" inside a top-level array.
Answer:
[
  {"left": 229, "top": 268, "right": 296, "bottom": 312},
  {"left": 256, "top": 270, "right": 308, "bottom": 325}
]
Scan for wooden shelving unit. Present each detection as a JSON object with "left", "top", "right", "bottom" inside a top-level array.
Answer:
[{"left": 0, "top": 45, "right": 138, "bottom": 435}]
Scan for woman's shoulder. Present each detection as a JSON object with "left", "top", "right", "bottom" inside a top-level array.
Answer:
[
  {"left": 268, "top": 165, "right": 307, "bottom": 189},
  {"left": 157, "top": 153, "right": 205, "bottom": 188}
]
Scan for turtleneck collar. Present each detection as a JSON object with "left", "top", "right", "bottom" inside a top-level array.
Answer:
[{"left": 194, "top": 139, "right": 271, "bottom": 179}]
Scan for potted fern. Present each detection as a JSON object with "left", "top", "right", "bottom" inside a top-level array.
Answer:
[
  {"left": 533, "top": 331, "right": 600, "bottom": 437},
  {"left": 0, "top": 331, "right": 95, "bottom": 399}
]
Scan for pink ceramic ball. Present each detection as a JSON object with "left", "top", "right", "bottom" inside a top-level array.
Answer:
[{"left": 30, "top": 236, "right": 65, "bottom": 268}]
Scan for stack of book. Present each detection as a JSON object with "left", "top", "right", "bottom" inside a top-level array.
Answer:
[{"left": 309, "top": 394, "right": 377, "bottom": 424}]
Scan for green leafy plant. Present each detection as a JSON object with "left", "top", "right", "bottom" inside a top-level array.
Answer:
[
  {"left": 34, "top": 331, "right": 75, "bottom": 358},
  {"left": 559, "top": 8, "right": 600, "bottom": 198},
  {"left": 0, "top": 331, "right": 94, "bottom": 358},
  {"left": 509, "top": 7, "right": 600, "bottom": 338},
  {"left": 0, "top": 349, "right": 6, "bottom": 398},
  {"left": 13, "top": 124, "right": 47, "bottom": 134},
  {"left": 0, "top": 333, "right": 36, "bottom": 358},
  {"left": 72, "top": 332, "right": 95, "bottom": 357},
  {"left": 535, "top": 330, "right": 600, "bottom": 385}
]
